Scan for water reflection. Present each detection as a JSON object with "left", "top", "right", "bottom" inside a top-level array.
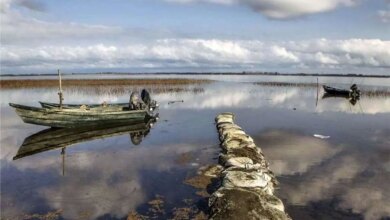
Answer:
[
  {"left": 255, "top": 127, "right": 390, "bottom": 220},
  {"left": 14, "top": 118, "right": 156, "bottom": 160},
  {"left": 322, "top": 93, "right": 360, "bottom": 106},
  {"left": 1, "top": 77, "right": 389, "bottom": 219}
]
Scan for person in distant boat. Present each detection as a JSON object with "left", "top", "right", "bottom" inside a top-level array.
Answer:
[{"left": 349, "top": 84, "right": 360, "bottom": 99}]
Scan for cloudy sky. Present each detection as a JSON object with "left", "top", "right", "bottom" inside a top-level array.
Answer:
[{"left": 0, "top": 0, "right": 389, "bottom": 74}]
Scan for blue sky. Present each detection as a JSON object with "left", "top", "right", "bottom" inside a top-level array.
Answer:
[{"left": 1, "top": 0, "right": 389, "bottom": 74}]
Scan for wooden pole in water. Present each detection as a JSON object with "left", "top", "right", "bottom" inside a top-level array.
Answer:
[
  {"left": 58, "top": 69, "right": 63, "bottom": 109},
  {"left": 316, "top": 77, "right": 319, "bottom": 107},
  {"left": 61, "top": 147, "right": 65, "bottom": 176}
]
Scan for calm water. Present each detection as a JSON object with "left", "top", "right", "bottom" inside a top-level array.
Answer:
[{"left": 1, "top": 75, "right": 389, "bottom": 220}]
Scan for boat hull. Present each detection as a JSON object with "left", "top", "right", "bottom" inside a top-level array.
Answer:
[
  {"left": 323, "top": 85, "right": 350, "bottom": 95},
  {"left": 39, "top": 101, "right": 128, "bottom": 109},
  {"left": 10, "top": 103, "right": 148, "bottom": 128}
]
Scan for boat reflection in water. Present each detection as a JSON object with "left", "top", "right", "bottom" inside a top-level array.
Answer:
[
  {"left": 321, "top": 93, "right": 360, "bottom": 106},
  {"left": 13, "top": 117, "right": 158, "bottom": 161}
]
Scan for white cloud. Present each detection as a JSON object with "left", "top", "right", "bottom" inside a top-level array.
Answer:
[
  {"left": 1, "top": 0, "right": 45, "bottom": 12},
  {"left": 378, "top": 0, "right": 390, "bottom": 23},
  {"left": 1, "top": 0, "right": 388, "bottom": 74},
  {"left": 378, "top": 9, "right": 390, "bottom": 22},
  {"left": 166, "top": 0, "right": 235, "bottom": 4},
  {"left": 314, "top": 52, "right": 339, "bottom": 65},
  {"left": 166, "top": 0, "right": 358, "bottom": 19},
  {"left": 0, "top": 8, "right": 123, "bottom": 45},
  {"left": 242, "top": 0, "right": 357, "bottom": 19},
  {"left": 1, "top": 38, "right": 389, "bottom": 73},
  {"left": 378, "top": 0, "right": 390, "bottom": 24}
]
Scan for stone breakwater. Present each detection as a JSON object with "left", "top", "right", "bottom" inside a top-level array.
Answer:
[{"left": 209, "top": 112, "right": 290, "bottom": 220}]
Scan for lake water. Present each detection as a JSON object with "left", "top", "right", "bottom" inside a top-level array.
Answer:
[{"left": 1, "top": 75, "right": 389, "bottom": 220}]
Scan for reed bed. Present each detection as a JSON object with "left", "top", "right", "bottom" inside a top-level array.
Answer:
[
  {"left": 253, "top": 82, "right": 317, "bottom": 87},
  {"left": 254, "top": 82, "right": 390, "bottom": 97},
  {"left": 64, "top": 86, "right": 205, "bottom": 96},
  {"left": 0, "top": 78, "right": 211, "bottom": 89},
  {"left": 361, "top": 90, "right": 390, "bottom": 97}
]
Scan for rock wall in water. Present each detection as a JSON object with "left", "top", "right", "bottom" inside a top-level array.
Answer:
[{"left": 209, "top": 112, "right": 290, "bottom": 220}]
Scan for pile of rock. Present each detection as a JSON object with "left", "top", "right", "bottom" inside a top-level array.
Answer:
[{"left": 209, "top": 112, "right": 290, "bottom": 220}]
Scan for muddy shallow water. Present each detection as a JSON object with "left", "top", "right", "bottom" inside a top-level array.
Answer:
[{"left": 1, "top": 75, "right": 389, "bottom": 220}]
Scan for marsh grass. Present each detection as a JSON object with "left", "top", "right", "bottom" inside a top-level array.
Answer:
[
  {"left": 0, "top": 78, "right": 211, "bottom": 89},
  {"left": 254, "top": 82, "right": 317, "bottom": 87},
  {"left": 65, "top": 86, "right": 205, "bottom": 96},
  {"left": 254, "top": 82, "right": 390, "bottom": 97}
]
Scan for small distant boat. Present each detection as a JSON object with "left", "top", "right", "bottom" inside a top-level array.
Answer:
[
  {"left": 9, "top": 103, "right": 152, "bottom": 128},
  {"left": 323, "top": 85, "right": 360, "bottom": 98},
  {"left": 13, "top": 117, "right": 156, "bottom": 160},
  {"left": 323, "top": 85, "right": 350, "bottom": 96}
]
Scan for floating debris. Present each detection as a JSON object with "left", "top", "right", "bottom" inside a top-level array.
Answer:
[
  {"left": 168, "top": 100, "right": 184, "bottom": 105},
  {"left": 313, "top": 134, "right": 330, "bottom": 139},
  {"left": 210, "top": 112, "right": 291, "bottom": 220}
]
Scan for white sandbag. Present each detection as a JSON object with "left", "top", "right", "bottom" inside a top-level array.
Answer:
[
  {"left": 238, "top": 141, "right": 257, "bottom": 149},
  {"left": 216, "top": 112, "right": 234, "bottom": 119},
  {"left": 223, "top": 133, "right": 254, "bottom": 144},
  {"left": 216, "top": 113, "right": 234, "bottom": 123},
  {"left": 221, "top": 139, "right": 242, "bottom": 150},
  {"left": 225, "top": 157, "right": 253, "bottom": 168},
  {"left": 216, "top": 117, "right": 234, "bottom": 124},
  {"left": 220, "top": 128, "right": 245, "bottom": 139},
  {"left": 217, "top": 123, "right": 241, "bottom": 130},
  {"left": 222, "top": 170, "right": 273, "bottom": 189},
  {"left": 265, "top": 196, "right": 285, "bottom": 212}
]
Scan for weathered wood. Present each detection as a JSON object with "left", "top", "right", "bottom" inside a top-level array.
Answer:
[
  {"left": 57, "top": 69, "right": 64, "bottom": 109},
  {"left": 40, "top": 101, "right": 158, "bottom": 111},
  {"left": 9, "top": 103, "right": 151, "bottom": 128},
  {"left": 40, "top": 101, "right": 129, "bottom": 109}
]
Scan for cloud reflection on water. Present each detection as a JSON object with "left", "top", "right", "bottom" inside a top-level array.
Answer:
[
  {"left": 256, "top": 130, "right": 390, "bottom": 220},
  {"left": 1, "top": 81, "right": 389, "bottom": 114},
  {"left": 1, "top": 132, "right": 214, "bottom": 219},
  {"left": 255, "top": 130, "right": 340, "bottom": 175},
  {"left": 1, "top": 79, "right": 389, "bottom": 219}
]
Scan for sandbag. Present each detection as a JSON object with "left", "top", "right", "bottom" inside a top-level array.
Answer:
[{"left": 222, "top": 170, "right": 273, "bottom": 189}]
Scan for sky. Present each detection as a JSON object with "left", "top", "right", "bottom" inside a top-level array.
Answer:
[{"left": 0, "top": 0, "right": 389, "bottom": 74}]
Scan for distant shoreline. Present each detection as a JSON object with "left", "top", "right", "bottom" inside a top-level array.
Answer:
[{"left": 1, "top": 72, "right": 389, "bottom": 78}]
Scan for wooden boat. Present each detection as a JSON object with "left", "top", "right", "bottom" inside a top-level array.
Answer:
[
  {"left": 39, "top": 101, "right": 158, "bottom": 111},
  {"left": 322, "top": 92, "right": 349, "bottom": 99},
  {"left": 39, "top": 101, "right": 128, "bottom": 109},
  {"left": 323, "top": 85, "right": 350, "bottom": 96},
  {"left": 323, "top": 85, "right": 360, "bottom": 99},
  {"left": 10, "top": 71, "right": 159, "bottom": 128},
  {"left": 9, "top": 103, "right": 152, "bottom": 128},
  {"left": 13, "top": 118, "right": 156, "bottom": 160}
]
